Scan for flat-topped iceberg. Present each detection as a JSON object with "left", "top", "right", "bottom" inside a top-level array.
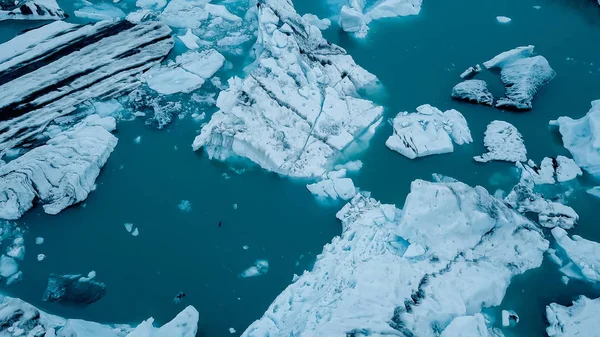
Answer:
[
  {"left": 241, "top": 179, "right": 548, "bottom": 337},
  {"left": 0, "top": 0, "right": 66, "bottom": 21},
  {"left": 484, "top": 45, "right": 555, "bottom": 110},
  {"left": 339, "top": 0, "right": 422, "bottom": 37},
  {"left": 451, "top": 79, "right": 494, "bottom": 106},
  {"left": 0, "top": 115, "right": 118, "bottom": 220},
  {"left": 516, "top": 157, "right": 582, "bottom": 185},
  {"left": 306, "top": 169, "right": 357, "bottom": 201},
  {"left": 546, "top": 296, "right": 600, "bottom": 337},
  {"left": 551, "top": 100, "right": 600, "bottom": 179},
  {"left": 474, "top": 121, "right": 527, "bottom": 163},
  {"left": 193, "top": 0, "right": 383, "bottom": 178},
  {"left": 386, "top": 104, "right": 472, "bottom": 159},
  {"left": 552, "top": 227, "right": 600, "bottom": 283}
]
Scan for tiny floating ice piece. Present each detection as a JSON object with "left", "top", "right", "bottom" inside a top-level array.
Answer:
[
  {"left": 178, "top": 200, "right": 192, "bottom": 212},
  {"left": 132, "top": 228, "right": 139, "bottom": 237},
  {"left": 229, "top": 328, "right": 236, "bottom": 334},
  {"left": 124, "top": 223, "right": 134, "bottom": 233},
  {"left": 496, "top": 16, "right": 512, "bottom": 23},
  {"left": 134, "top": 136, "right": 142, "bottom": 144},
  {"left": 37, "top": 254, "right": 46, "bottom": 261},
  {"left": 35, "top": 237, "right": 44, "bottom": 245},
  {"left": 240, "top": 259, "right": 269, "bottom": 278},
  {"left": 502, "top": 309, "right": 519, "bottom": 327}
]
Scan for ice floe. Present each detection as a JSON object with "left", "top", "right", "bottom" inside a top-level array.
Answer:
[
  {"left": 474, "top": 121, "right": 527, "bottom": 163},
  {"left": 241, "top": 179, "right": 548, "bottom": 336},
  {"left": 339, "top": 0, "right": 422, "bottom": 37},
  {"left": 307, "top": 170, "right": 357, "bottom": 201},
  {"left": 484, "top": 45, "right": 555, "bottom": 110},
  {"left": 178, "top": 200, "right": 192, "bottom": 212},
  {"left": 460, "top": 64, "right": 482, "bottom": 79},
  {"left": 551, "top": 100, "right": 600, "bottom": 179},
  {"left": 451, "top": 80, "right": 494, "bottom": 106},
  {"left": 43, "top": 273, "right": 107, "bottom": 305},
  {"left": 516, "top": 157, "right": 582, "bottom": 185},
  {"left": 240, "top": 259, "right": 269, "bottom": 278},
  {"left": 546, "top": 296, "right": 600, "bottom": 337},
  {"left": 193, "top": 0, "right": 383, "bottom": 178},
  {"left": 501, "top": 309, "right": 519, "bottom": 327},
  {"left": 35, "top": 237, "right": 44, "bottom": 245},
  {"left": 551, "top": 227, "right": 600, "bottom": 283},
  {"left": 74, "top": 3, "right": 126, "bottom": 21},
  {"left": 496, "top": 16, "right": 511, "bottom": 23},
  {"left": 0, "top": 0, "right": 65, "bottom": 21},
  {"left": 37, "top": 254, "right": 46, "bottom": 261},
  {"left": 302, "top": 13, "right": 331, "bottom": 30},
  {"left": 0, "top": 115, "right": 118, "bottom": 220},
  {"left": 386, "top": 104, "right": 472, "bottom": 159},
  {"left": 588, "top": 186, "right": 600, "bottom": 199},
  {"left": 440, "top": 314, "right": 496, "bottom": 337}
]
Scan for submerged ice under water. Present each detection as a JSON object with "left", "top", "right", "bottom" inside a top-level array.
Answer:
[{"left": 1, "top": 0, "right": 600, "bottom": 336}]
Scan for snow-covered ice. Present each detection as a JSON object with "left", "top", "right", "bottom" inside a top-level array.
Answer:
[
  {"left": 474, "top": 121, "right": 527, "bottom": 163},
  {"left": 241, "top": 179, "right": 548, "bottom": 336},
  {"left": 178, "top": 200, "right": 192, "bottom": 212},
  {"left": 484, "top": 45, "right": 555, "bottom": 110},
  {"left": 307, "top": 170, "right": 357, "bottom": 201},
  {"left": 496, "top": 16, "right": 512, "bottom": 23},
  {"left": 193, "top": 0, "right": 383, "bottom": 178},
  {"left": 0, "top": 0, "right": 66, "bottom": 21},
  {"left": 451, "top": 80, "right": 494, "bottom": 106},
  {"left": 386, "top": 104, "right": 472, "bottom": 159},
  {"left": 302, "top": 13, "right": 331, "bottom": 30},
  {"left": 515, "top": 157, "right": 581, "bottom": 185},
  {"left": 240, "top": 259, "right": 269, "bottom": 278},
  {"left": 547, "top": 296, "right": 600, "bottom": 337},
  {"left": 551, "top": 100, "right": 600, "bottom": 179},
  {"left": 339, "top": 0, "right": 422, "bottom": 37},
  {"left": 440, "top": 314, "right": 496, "bottom": 337},
  {"left": 0, "top": 254, "right": 18, "bottom": 279},
  {"left": 501, "top": 309, "right": 519, "bottom": 327},
  {"left": 74, "top": 3, "right": 126, "bottom": 21},
  {"left": 552, "top": 227, "right": 600, "bottom": 283},
  {"left": 37, "top": 254, "right": 46, "bottom": 261},
  {"left": 460, "top": 64, "right": 482, "bottom": 79}
]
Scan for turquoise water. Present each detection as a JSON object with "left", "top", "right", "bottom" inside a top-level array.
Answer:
[{"left": 2, "top": 0, "right": 600, "bottom": 336}]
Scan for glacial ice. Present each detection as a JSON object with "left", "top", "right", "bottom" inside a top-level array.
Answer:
[
  {"left": 0, "top": 115, "right": 118, "bottom": 220},
  {"left": 386, "top": 104, "right": 472, "bottom": 159},
  {"left": 179, "top": 29, "right": 202, "bottom": 49},
  {"left": 451, "top": 79, "right": 494, "bottom": 106},
  {"left": 460, "top": 64, "right": 482, "bottom": 79},
  {"left": 484, "top": 45, "right": 555, "bottom": 110},
  {"left": 302, "top": 13, "right": 331, "bottom": 30},
  {"left": 546, "top": 296, "right": 600, "bottom": 337},
  {"left": 496, "top": 16, "right": 511, "bottom": 23},
  {"left": 43, "top": 273, "right": 107, "bottom": 305},
  {"left": 474, "top": 121, "right": 527, "bottom": 163},
  {"left": 339, "top": 0, "right": 422, "bottom": 37},
  {"left": 501, "top": 309, "right": 519, "bottom": 327},
  {"left": 241, "top": 179, "right": 548, "bottom": 337},
  {"left": 440, "top": 314, "right": 494, "bottom": 337},
  {"left": 240, "top": 259, "right": 269, "bottom": 278},
  {"left": 551, "top": 100, "right": 600, "bottom": 179},
  {"left": 74, "top": 3, "right": 126, "bottom": 21},
  {"left": 0, "top": 254, "right": 18, "bottom": 279},
  {"left": 0, "top": 0, "right": 66, "bottom": 21},
  {"left": 588, "top": 186, "right": 600, "bottom": 199},
  {"left": 306, "top": 170, "right": 357, "bottom": 201},
  {"left": 515, "top": 157, "right": 581, "bottom": 185},
  {"left": 193, "top": 0, "right": 383, "bottom": 178},
  {"left": 552, "top": 227, "right": 600, "bottom": 283}
]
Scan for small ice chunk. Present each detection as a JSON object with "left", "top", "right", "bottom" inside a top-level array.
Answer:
[
  {"left": 124, "top": 223, "right": 134, "bottom": 233},
  {"left": 132, "top": 228, "right": 139, "bottom": 237},
  {"left": 134, "top": 136, "right": 142, "bottom": 144},
  {"left": 381, "top": 204, "right": 396, "bottom": 221},
  {"left": 229, "top": 328, "right": 236, "bottom": 334},
  {"left": 242, "top": 245, "right": 249, "bottom": 250},
  {"left": 474, "top": 121, "right": 527, "bottom": 163},
  {"left": 6, "top": 245, "right": 25, "bottom": 260},
  {"left": 451, "top": 80, "right": 494, "bottom": 106},
  {"left": 36, "top": 237, "right": 44, "bottom": 245},
  {"left": 88, "top": 271, "right": 96, "bottom": 279},
  {"left": 403, "top": 243, "right": 426, "bottom": 258},
  {"left": 501, "top": 309, "right": 519, "bottom": 327},
  {"left": 307, "top": 177, "right": 357, "bottom": 201},
  {"left": 334, "top": 160, "right": 363, "bottom": 172},
  {"left": 302, "top": 14, "right": 331, "bottom": 30},
  {"left": 533, "top": 5, "right": 541, "bottom": 9},
  {"left": 0, "top": 255, "right": 18, "bottom": 278},
  {"left": 240, "top": 259, "right": 269, "bottom": 278},
  {"left": 496, "top": 16, "right": 512, "bottom": 23},
  {"left": 587, "top": 187, "right": 600, "bottom": 199},
  {"left": 178, "top": 200, "right": 192, "bottom": 212},
  {"left": 555, "top": 156, "right": 583, "bottom": 182},
  {"left": 179, "top": 29, "right": 201, "bottom": 49},
  {"left": 460, "top": 64, "right": 482, "bottom": 79},
  {"left": 37, "top": 254, "right": 46, "bottom": 261},
  {"left": 233, "top": 203, "right": 238, "bottom": 210},
  {"left": 6, "top": 271, "right": 22, "bottom": 285},
  {"left": 552, "top": 227, "right": 600, "bottom": 283}
]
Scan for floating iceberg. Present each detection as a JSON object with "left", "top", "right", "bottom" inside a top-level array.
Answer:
[
  {"left": 302, "top": 13, "right": 331, "bottom": 30},
  {"left": 307, "top": 170, "right": 357, "bottom": 201},
  {"left": 451, "top": 80, "right": 494, "bottom": 106},
  {"left": 460, "top": 64, "right": 482, "bottom": 79},
  {"left": 386, "top": 104, "right": 472, "bottom": 159},
  {"left": 515, "top": 157, "right": 581, "bottom": 185},
  {"left": 339, "top": 0, "right": 422, "bottom": 37},
  {"left": 43, "top": 273, "right": 107, "bottom": 305},
  {"left": 496, "top": 16, "right": 511, "bottom": 23},
  {"left": 193, "top": 0, "right": 383, "bottom": 179},
  {"left": 240, "top": 259, "right": 269, "bottom": 278},
  {"left": 0, "top": 0, "right": 65, "bottom": 21},
  {"left": 551, "top": 100, "right": 600, "bottom": 179},
  {"left": 484, "top": 45, "right": 555, "bottom": 110},
  {"left": 242, "top": 179, "right": 547, "bottom": 336},
  {"left": 552, "top": 227, "right": 600, "bottom": 283},
  {"left": 547, "top": 296, "right": 600, "bottom": 337},
  {"left": 0, "top": 116, "right": 118, "bottom": 220},
  {"left": 474, "top": 121, "right": 527, "bottom": 163}
]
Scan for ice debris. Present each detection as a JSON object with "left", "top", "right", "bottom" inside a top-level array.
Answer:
[
  {"left": 124, "top": 223, "right": 134, "bottom": 233},
  {"left": 551, "top": 100, "right": 600, "bottom": 179},
  {"left": 501, "top": 309, "right": 519, "bottom": 327},
  {"left": 460, "top": 64, "right": 482, "bottom": 79},
  {"left": 551, "top": 227, "right": 600, "bottom": 283},
  {"left": 178, "top": 200, "right": 192, "bottom": 212},
  {"left": 474, "top": 121, "right": 527, "bottom": 163},
  {"left": 37, "top": 254, "right": 46, "bottom": 261},
  {"left": 496, "top": 16, "right": 511, "bottom": 23},
  {"left": 440, "top": 314, "right": 497, "bottom": 337},
  {"left": 302, "top": 13, "right": 331, "bottom": 30},
  {"left": 516, "top": 157, "right": 581, "bottom": 185},
  {"left": 43, "top": 273, "right": 107, "bottom": 305},
  {"left": 386, "top": 104, "right": 472, "bottom": 159},
  {"left": 588, "top": 187, "right": 600, "bottom": 199},
  {"left": 240, "top": 259, "right": 269, "bottom": 278},
  {"left": 0, "top": 0, "right": 66, "bottom": 21},
  {"left": 451, "top": 79, "right": 494, "bottom": 106},
  {"left": 307, "top": 170, "right": 357, "bottom": 201},
  {"left": 179, "top": 29, "right": 202, "bottom": 49},
  {"left": 241, "top": 179, "right": 548, "bottom": 336},
  {"left": 193, "top": 0, "right": 383, "bottom": 179},
  {"left": 339, "top": 0, "right": 422, "bottom": 37},
  {"left": 35, "top": 237, "right": 44, "bottom": 245},
  {"left": 546, "top": 296, "right": 600, "bottom": 337},
  {"left": 229, "top": 327, "right": 237, "bottom": 334},
  {"left": 0, "top": 115, "right": 118, "bottom": 220},
  {"left": 484, "top": 45, "right": 555, "bottom": 110}
]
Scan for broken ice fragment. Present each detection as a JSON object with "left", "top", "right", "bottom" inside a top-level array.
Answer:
[
  {"left": 124, "top": 223, "right": 134, "bottom": 233},
  {"left": 240, "top": 260, "right": 269, "bottom": 278}
]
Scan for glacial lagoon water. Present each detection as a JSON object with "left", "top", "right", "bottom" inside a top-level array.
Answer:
[{"left": 1, "top": 0, "right": 600, "bottom": 336}]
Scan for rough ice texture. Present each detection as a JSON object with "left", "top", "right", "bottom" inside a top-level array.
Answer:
[
  {"left": 241, "top": 179, "right": 548, "bottom": 337},
  {"left": 240, "top": 259, "right": 269, "bottom": 278},
  {"left": 0, "top": 293, "right": 199, "bottom": 337},
  {"left": 588, "top": 186, "right": 600, "bottom": 199},
  {"left": 551, "top": 100, "right": 600, "bottom": 179},
  {"left": 306, "top": 169, "right": 357, "bottom": 201},
  {"left": 552, "top": 227, "right": 600, "bottom": 283},
  {"left": 193, "top": 0, "right": 383, "bottom": 179},
  {"left": 0, "top": 0, "right": 65, "bottom": 21},
  {"left": 484, "top": 45, "right": 555, "bottom": 110},
  {"left": 302, "top": 13, "right": 331, "bottom": 30},
  {"left": 474, "top": 121, "right": 527, "bottom": 163},
  {"left": 516, "top": 157, "right": 581, "bottom": 185},
  {"left": 43, "top": 273, "right": 107, "bottom": 305},
  {"left": 143, "top": 49, "right": 225, "bottom": 95},
  {"left": 0, "top": 115, "right": 118, "bottom": 220},
  {"left": 0, "top": 20, "right": 172, "bottom": 152},
  {"left": 74, "top": 3, "right": 126, "bottom": 21},
  {"left": 451, "top": 80, "right": 494, "bottom": 106},
  {"left": 386, "top": 104, "right": 472, "bottom": 159},
  {"left": 460, "top": 64, "right": 481, "bottom": 79},
  {"left": 547, "top": 296, "right": 600, "bottom": 337},
  {"left": 496, "top": 16, "right": 511, "bottom": 23},
  {"left": 339, "top": 0, "right": 422, "bottom": 37},
  {"left": 439, "top": 314, "right": 495, "bottom": 337}
]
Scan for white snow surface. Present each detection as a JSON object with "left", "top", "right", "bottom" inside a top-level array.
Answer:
[
  {"left": 451, "top": 80, "right": 494, "bottom": 106},
  {"left": 193, "top": 0, "right": 383, "bottom": 179},
  {"left": 552, "top": 227, "right": 600, "bottom": 283},
  {"left": 306, "top": 170, "right": 357, "bottom": 201},
  {"left": 460, "top": 64, "right": 482, "bottom": 79},
  {"left": 241, "top": 179, "right": 548, "bottom": 337},
  {"left": 440, "top": 314, "right": 493, "bottom": 337},
  {"left": 339, "top": 0, "right": 422, "bottom": 37},
  {"left": 302, "top": 13, "right": 331, "bottom": 30},
  {"left": 551, "top": 100, "right": 600, "bottom": 179},
  {"left": 0, "top": 0, "right": 66, "bottom": 21},
  {"left": 474, "top": 121, "right": 527, "bottom": 163},
  {"left": 0, "top": 115, "right": 118, "bottom": 220},
  {"left": 386, "top": 104, "right": 472, "bottom": 159},
  {"left": 240, "top": 259, "right": 269, "bottom": 278},
  {"left": 496, "top": 16, "right": 511, "bottom": 23},
  {"left": 546, "top": 296, "right": 600, "bottom": 337}
]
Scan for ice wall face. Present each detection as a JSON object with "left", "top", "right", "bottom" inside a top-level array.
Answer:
[
  {"left": 193, "top": 0, "right": 383, "bottom": 179},
  {"left": 546, "top": 296, "right": 600, "bottom": 337},
  {"left": 242, "top": 179, "right": 548, "bottom": 337}
]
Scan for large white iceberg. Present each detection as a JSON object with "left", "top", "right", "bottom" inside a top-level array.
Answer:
[
  {"left": 193, "top": 0, "right": 383, "bottom": 179},
  {"left": 0, "top": 0, "right": 66, "bottom": 21},
  {"left": 551, "top": 100, "right": 600, "bottom": 179},
  {"left": 451, "top": 79, "right": 494, "bottom": 106},
  {"left": 0, "top": 115, "right": 118, "bottom": 220},
  {"left": 386, "top": 104, "right": 472, "bottom": 159},
  {"left": 339, "top": 0, "right": 422, "bottom": 37},
  {"left": 241, "top": 179, "right": 548, "bottom": 336},
  {"left": 474, "top": 121, "right": 527, "bottom": 163},
  {"left": 552, "top": 227, "right": 600, "bottom": 283},
  {"left": 546, "top": 296, "right": 600, "bottom": 337}
]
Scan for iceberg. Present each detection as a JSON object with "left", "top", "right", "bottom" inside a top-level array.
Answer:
[
  {"left": 193, "top": 0, "right": 383, "bottom": 179},
  {"left": 547, "top": 296, "right": 600, "bottom": 337},
  {"left": 339, "top": 0, "right": 422, "bottom": 37},
  {"left": 306, "top": 170, "right": 357, "bottom": 201},
  {"left": 0, "top": 0, "right": 65, "bottom": 21},
  {"left": 474, "top": 121, "right": 527, "bottom": 163},
  {"left": 515, "top": 157, "right": 581, "bottom": 185},
  {"left": 386, "top": 104, "right": 472, "bottom": 159},
  {"left": 496, "top": 16, "right": 511, "bottom": 23},
  {"left": 240, "top": 259, "right": 269, "bottom": 278},
  {"left": 241, "top": 179, "right": 548, "bottom": 337},
  {"left": 451, "top": 80, "right": 494, "bottom": 106},
  {"left": 551, "top": 100, "right": 600, "bottom": 179},
  {"left": 302, "top": 13, "right": 331, "bottom": 30},
  {"left": 552, "top": 227, "right": 600, "bottom": 283},
  {"left": 440, "top": 314, "right": 496, "bottom": 337},
  {"left": 43, "top": 273, "right": 107, "bottom": 305},
  {"left": 0, "top": 116, "right": 118, "bottom": 220},
  {"left": 484, "top": 45, "right": 555, "bottom": 110},
  {"left": 159, "top": 0, "right": 241, "bottom": 29},
  {"left": 460, "top": 64, "right": 482, "bottom": 79}
]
